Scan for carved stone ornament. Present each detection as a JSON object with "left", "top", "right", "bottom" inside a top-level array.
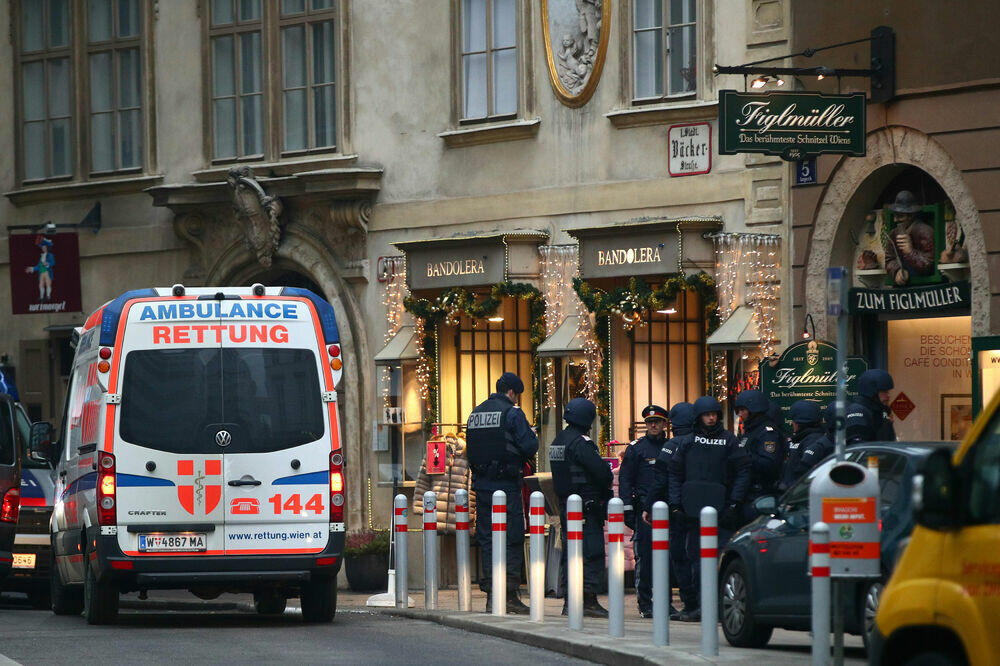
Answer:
[
  {"left": 227, "top": 165, "right": 284, "bottom": 268},
  {"left": 541, "top": 0, "right": 611, "bottom": 107}
]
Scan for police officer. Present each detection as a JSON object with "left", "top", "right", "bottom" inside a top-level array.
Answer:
[
  {"left": 846, "top": 369, "right": 896, "bottom": 445},
  {"left": 668, "top": 396, "right": 750, "bottom": 621},
  {"left": 733, "top": 390, "right": 785, "bottom": 522},
  {"left": 466, "top": 372, "right": 539, "bottom": 614},
  {"left": 619, "top": 404, "right": 669, "bottom": 618},
  {"left": 780, "top": 400, "right": 834, "bottom": 490},
  {"left": 643, "top": 402, "right": 695, "bottom": 619},
  {"left": 549, "top": 398, "right": 613, "bottom": 618}
]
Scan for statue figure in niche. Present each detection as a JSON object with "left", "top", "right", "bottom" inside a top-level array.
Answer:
[
  {"left": 883, "top": 190, "right": 935, "bottom": 286},
  {"left": 856, "top": 210, "right": 885, "bottom": 271},
  {"left": 939, "top": 206, "right": 968, "bottom": 264},
  {"left": 554, "top": 0, "right": 602, "bottom": 94}
]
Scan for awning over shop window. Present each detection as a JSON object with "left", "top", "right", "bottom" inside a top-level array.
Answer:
[
  {"left": 537, "top": 316, "right": 586, "bottom": 357},
  {"left": 374, "top": 326, "right": 419, "bottom": 366},
  {"left": 706, "top": 306, "right": 759, "bottom": 349}
]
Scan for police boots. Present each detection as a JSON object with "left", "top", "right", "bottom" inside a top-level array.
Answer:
[
  {"left": 583, "top": 593, "right": 608, "bottom": 618},
  {"left": 485, "top": 590, "right": 530, "bottom": 615}
]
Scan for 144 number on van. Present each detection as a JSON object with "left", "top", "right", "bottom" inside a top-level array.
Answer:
[{"left": 268, "top": 493, "right": 325, "bottom": 515}]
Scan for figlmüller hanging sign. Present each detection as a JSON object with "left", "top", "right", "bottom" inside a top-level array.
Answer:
[{"left": 718, "top": 90, "right": 866, "bottom": 160}]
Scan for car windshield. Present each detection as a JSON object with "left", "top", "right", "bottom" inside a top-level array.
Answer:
[{"left": 120, "top": 348, "right": 324, "bottom": 454}]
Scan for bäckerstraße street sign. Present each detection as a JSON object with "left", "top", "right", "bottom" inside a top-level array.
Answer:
[{"left": 718, "top": 90, "right": 866, "bottom": 161}]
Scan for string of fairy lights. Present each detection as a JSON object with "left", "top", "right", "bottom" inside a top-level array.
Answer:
[{"left": 381, "top": 259, "right": 408, "bottom": 411}]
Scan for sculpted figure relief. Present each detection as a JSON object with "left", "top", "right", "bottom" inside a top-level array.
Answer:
[
  {"left": 883, "top": 190, "right": 935, "bottom": 286},
  {"left": 554, "top": 0, "right": 602, "bottom": 94},
  {"left": 227, "top": 166, "right": 284, "bottom": 268}
]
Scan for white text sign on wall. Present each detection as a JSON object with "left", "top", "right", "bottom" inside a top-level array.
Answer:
[{"left": 668, "top": 122, "right": 712, "bottom": 177}]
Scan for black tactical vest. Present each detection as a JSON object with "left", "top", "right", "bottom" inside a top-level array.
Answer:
[
  {"left": 549, "top": 427, "right": 590, "bottom": 499},
  {"left": 466, "top": 395, "right": 517, "bottom": 468}
]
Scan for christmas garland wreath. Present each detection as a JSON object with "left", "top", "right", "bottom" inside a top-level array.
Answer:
[{"left": 404, "top": 282, "right": 545, "bottom": 432}]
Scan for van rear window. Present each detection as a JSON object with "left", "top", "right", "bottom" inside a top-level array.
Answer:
[
  {"left": 0, "top": 403, "right": 13, "bottom": 466},
  {"left": 120, "top": 348, "right": 324, "bottom": 454}
]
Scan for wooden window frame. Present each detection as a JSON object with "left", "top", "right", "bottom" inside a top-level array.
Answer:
[
  {"left": 12, "top": 0, "right": 156, "bottom": 187},
  {"left": 626, "top": 0, "right": 705, "bottom": 106}
]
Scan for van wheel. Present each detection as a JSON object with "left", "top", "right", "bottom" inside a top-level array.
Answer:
[
  {"left": 50, "top": 554, "right": 84, "bottom": 615},
  {"left": 300, "top": 575, "right": 337, "bottom": 623},
  {"left": 83, "top": 559, "right": 119, "bottom": 625},
  {"left": 860, "top": 579, "right": 884, "bottom": 654},
  {"left": 254, "top": 591, "right": 287, "bottom": 615},
  {"left": 720, "top": 559, "right": 773, "bottom": 648}
]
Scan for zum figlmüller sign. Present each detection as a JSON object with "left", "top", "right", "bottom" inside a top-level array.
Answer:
[{"left": 718, "top": 90, "right": 866, "bottom": 160}]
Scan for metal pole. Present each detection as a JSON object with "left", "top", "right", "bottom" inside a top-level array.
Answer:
[
  {"left": 455, "top": 489, "right": 471, "bottom": 612},
  {"left": 423, "top": 491, "right": 438, "bottom": 610},
  {"left": 393, "top": 494, "right": 408, "bottom": 609},
  {"left": 835, "top": 270, "right": 849, "bottom": 461},
  {"left": 652, "top": 501, "right": 670, "bottom": 646},
  {"left": 529, "top": 491, "right": 546, "bottom": 622},
  {"left": 700, "top": 506, "right": 718, "bottom": 657},
  {"left": 492, "top": 490, "right": 507, "bottom": 616},
  {"left": 811, "top": 522, "right": 831, "bottom": 666},
  {"left": 607, "top": 498, "right": 625, "bottom": 638},
  {"left": 567, "top": 494, "right": 584, "bottom": 631},
  {"left": 833, "top": 581, "right": 845, "bottom": 665}
]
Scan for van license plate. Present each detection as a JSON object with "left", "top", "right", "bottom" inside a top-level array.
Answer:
[
  {"left": 12, "top": 553, "right": 36, "bottom": 569},
  {"left": 138, "top": 534, "right": 207, "bottom": 552}
]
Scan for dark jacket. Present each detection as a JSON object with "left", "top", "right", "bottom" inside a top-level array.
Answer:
[
  {"left": 668, "top": 421, "right": 751, "bottom": 514},
  {"left": 551, "top": 425, "right": 613, "bottom": 504},
  {"left": 781, "top": 425, "right": 834, "bottom": 490},
  {"left": 619, "top": 432, "right": 666, "bottom": 512},
  {"left": 845, "top": 395, "right": 896, "bottom": 445},
  {"left": 741, "top": 412, "right": 786, "bottom": 498}
]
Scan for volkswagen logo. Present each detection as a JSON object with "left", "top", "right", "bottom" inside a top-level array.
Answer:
[{"left": 215, "top": 430, "right": 232, "bottom": 447}]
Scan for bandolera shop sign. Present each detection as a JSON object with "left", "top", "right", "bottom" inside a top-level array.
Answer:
[
  {"left": 760, "top": 339, "right": 868, "bottom": 428},
  {"left": 718, "top": 90, "right": 866, "bottom": 160},
  {"left": 849, "top": 281, "right": 971, "bottom": 314},
  {"left": 575, "top": 231, "right": 678, "bottom": 280},
  {"left": 399, "top": 240, "right": 506, "bottom": 290}
]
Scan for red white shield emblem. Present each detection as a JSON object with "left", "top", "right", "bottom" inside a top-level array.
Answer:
[{"left": 177, "top": 459, "right": 222, "bottom": 515}]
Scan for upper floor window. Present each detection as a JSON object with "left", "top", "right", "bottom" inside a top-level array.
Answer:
[
  {"left": 632, "top": 0, "right": 697, "bottom": 102},
  {"left": 206, "top": 0, "right": 340, "bottom": 163},
  {"left": 15, "top": 0, "right": 149, "bottom": 185},
  {"left": 460, "top": 0, "right": 518, "bottom": 122}
]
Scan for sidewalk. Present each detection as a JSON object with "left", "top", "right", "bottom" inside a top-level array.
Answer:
[{"left": 346, "top": 588, "right": 866, "bottom": 665}]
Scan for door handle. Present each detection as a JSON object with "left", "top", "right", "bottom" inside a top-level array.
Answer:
[{"left": 228, "top": 478, "right": 262, "bottom": 487}]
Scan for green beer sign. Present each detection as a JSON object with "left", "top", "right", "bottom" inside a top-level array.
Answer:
[
  {"left": 718, "top": 90, "right": 867, "bottom": 160},
  {"left": 760, "top": 339, "right": 868, "bottom": 430}
]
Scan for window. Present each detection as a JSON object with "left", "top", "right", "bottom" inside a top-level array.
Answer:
[
  {"left": 15, "top": 0, "right": 148, "bottom": 184},
  {"left": 967, "top": 429, "right": 1000, "bottom": 524},
  {"left": 19, "top": 0, "right": 74, "bottom": 181},
  {"left": 460, "top": 0, "right": 518, "bottom": 122},
  {"left": 88, "top": 0, "right": 143, "bottom": 172},
  {"left": 206, "top": 0, "right": 341, "bottom": 162},
  {"left": 632, "top": 0, "right": 697, "bottom": 102}
]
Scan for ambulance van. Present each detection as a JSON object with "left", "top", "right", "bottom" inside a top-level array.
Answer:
[
  {"left": 872, "top": 388, "right": 1000, "bottom": 665},
  {"left": 32, "top": 285, "right": 346, "bottom": 624}
]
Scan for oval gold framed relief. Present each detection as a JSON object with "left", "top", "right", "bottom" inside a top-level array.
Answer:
[{"left": 541, "top": 0, "right": 611, "bottom": 108}]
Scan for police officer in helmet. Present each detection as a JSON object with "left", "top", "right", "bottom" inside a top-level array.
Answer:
[
  {"left": 643, "top": 402, "right": 696, "bottom": 620},
  {"left": 845, "top": 369, "right": 896, "bottom": 445},
  {"left": 549, "top": 397, "right": 613, "bottom": 617},
  {"left": 466, "top": 372, "right": 539, "bottom": 614},
  {"left": 780, "top": 400, "right": 834, "bottom": 491},
  {"left": 668, "top": 396, "right": 750, "bottom": 621},
  {"left": 733, "top": 389, "right": 785, "bottom": 522},
  {"left": 619, "top": 404, "right": 670, "bottom": 618}
]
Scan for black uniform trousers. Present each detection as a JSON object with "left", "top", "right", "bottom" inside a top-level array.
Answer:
[
  {"left": 682, "top": 516, "right": 733, "bottom": 610},
  {"left": 632, "top": 517, "right": 653, "bottom": 611},
  {"left": 669, "top": 518, "right": 695, "bottom": 609},
  {"left": 474, "top": 480, "right": 524, "bottom": 592},
  {"left": 558, "top": 498, "right": 605, "bottom": 595}
]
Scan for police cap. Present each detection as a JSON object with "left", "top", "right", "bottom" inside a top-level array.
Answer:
[{"left": 642, "top": 404, "right": 669, "bottom": 422}]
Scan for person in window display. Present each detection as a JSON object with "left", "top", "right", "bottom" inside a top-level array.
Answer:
[
  {"left": 465, "top": 372, "right": 538, "bottom": 614},
  {"left": 884, "top": 190, "right": 935, "bottom": 286}
]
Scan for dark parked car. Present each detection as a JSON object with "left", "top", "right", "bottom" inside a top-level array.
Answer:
[
  {"left": 2, "top": 402, "right": 55, "bottom": 608},
  {"left": 0, "top": 395, "right": 23, "bottom": 582},
  {"left": 717, "top": 442, "right": 954, "bottom": 653}
]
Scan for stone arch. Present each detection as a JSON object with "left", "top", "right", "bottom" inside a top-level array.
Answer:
[
  {"left": 205, "top": 225, "right": 373, "bottom": 530},
  {"left": 805, "top": 125, "right": 988, "bottom": 338}
]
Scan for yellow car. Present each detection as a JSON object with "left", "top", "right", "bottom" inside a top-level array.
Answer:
[{"left": 871, "top": 391, "right": 1000, "bottom": 665}]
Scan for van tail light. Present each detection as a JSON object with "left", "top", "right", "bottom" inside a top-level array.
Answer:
[
  {"left": 1, "top": 488, "right": 20, "bottom": 523},
  {"left": 97, "top": 452, "right": 117, "bottom": 526},
  {"left": 330, "top": 451, "right": 345, "bottom": 523}
]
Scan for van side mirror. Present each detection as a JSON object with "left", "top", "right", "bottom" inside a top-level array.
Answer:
[
  {"left": 754, "top": 495, "right": 777, "bottom": 516},
  {"left": 914, "top": 448, "right": 958, "bottom": 530},
  {"left": 28, "top": 422, "right": 55, "bottom": 464}
]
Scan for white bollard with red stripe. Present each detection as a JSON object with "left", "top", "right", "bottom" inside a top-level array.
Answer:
[
  {"left": 566, "top": 494, "right": 584, "bottom": 631},
  {"left": 423, "top": 491, "right": 438, "bottom": 610},
  {"left": 700, "top": 506, "right": 718, "bottom": 657},
  {"left": 607, "top": 498, "right": 625, "bottom": 638},
  {"left": 811, "top": 522, "right": 831, "bottom": 666},
  {"left": 393, "top": 494, "right": 408, "bottom": 609},
  {"left": 529, "top": 491, "right": 546, "bottom": 622},
  {"left": 652, "top": 501, "right": 670, "bottom": 646},
  {"left": 492, "top": 490, "right": 507, "bottom": 616},
  {"left": 455, "top": 489, "right": 471, "bottom": 612}
]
